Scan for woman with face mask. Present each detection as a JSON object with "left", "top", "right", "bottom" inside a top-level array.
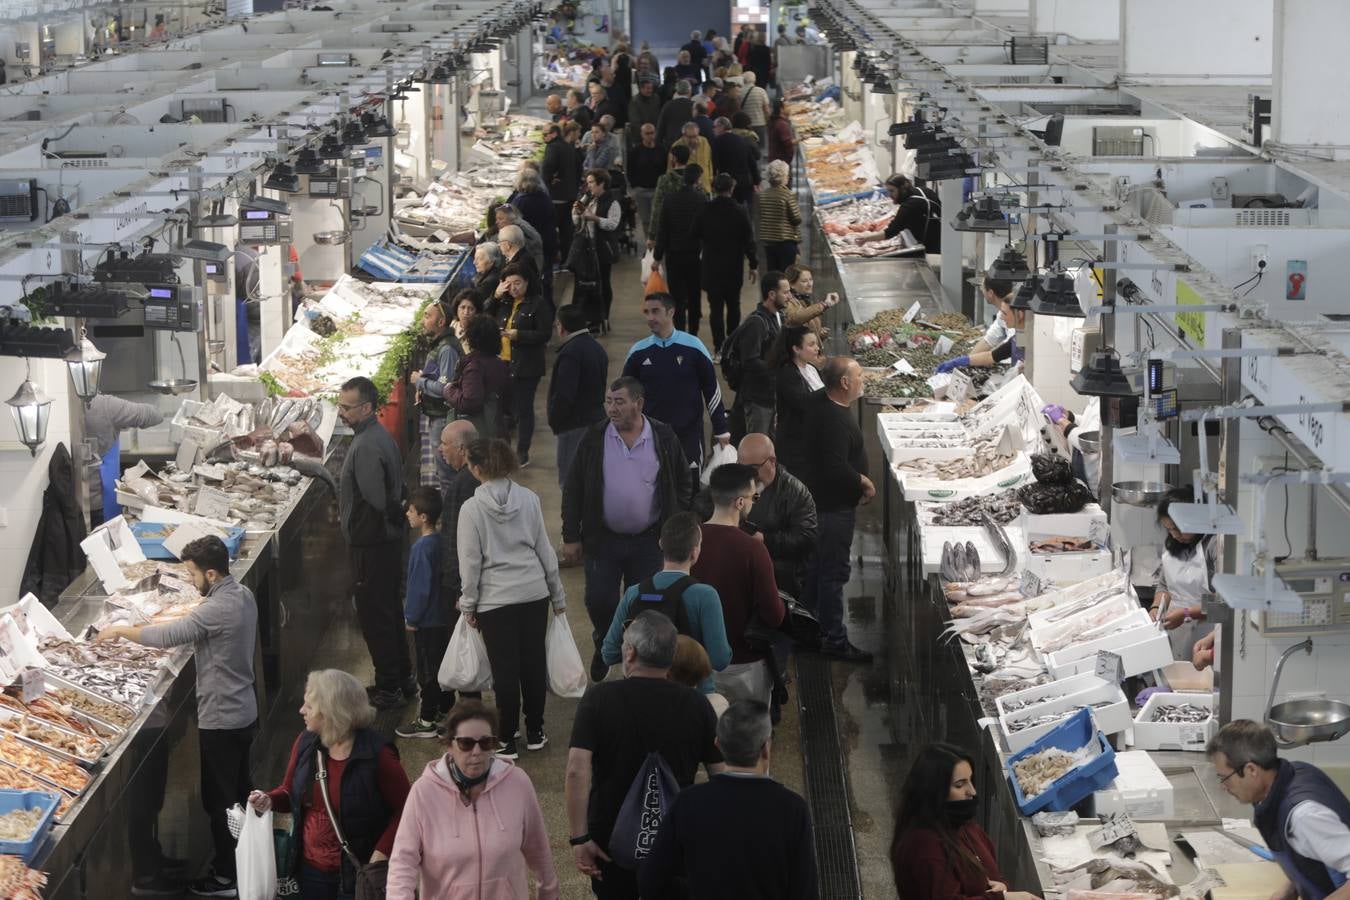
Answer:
[
  {"left": 1151, "top": 489, "right": 1218, "bottom": 658},
  {"left": 891, "top": 743, "right": 1041, "bottom": 900}
]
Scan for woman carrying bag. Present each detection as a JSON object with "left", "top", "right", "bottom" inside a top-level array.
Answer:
[
  {"left": 386, "top": 701, "right": 559, "bottom": 900},
  {"left": 249, "top": 669, "right": 410, "bottom": 900}
]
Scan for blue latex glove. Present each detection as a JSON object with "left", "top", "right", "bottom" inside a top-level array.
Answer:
[
  {"left": 1042, "top": 403, "right": 1066, "bottom": 423},
  {"left": 935, "top": 356, "right": 970, "bottom": 374}
]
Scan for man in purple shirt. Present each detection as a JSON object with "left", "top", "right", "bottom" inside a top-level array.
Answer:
[{"left": 562, "top": 376, "right": 695, "bottom": 682}]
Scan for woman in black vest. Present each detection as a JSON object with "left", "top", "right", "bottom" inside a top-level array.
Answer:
[
  {"left": 571, "top": 168, "right": 622, "bottom": 333},
  {"left": 486, "top": 262, "right": 555, "bottom": 468},
  {"left": 249, "top": 669, "right": 411, "bottom": 900}
]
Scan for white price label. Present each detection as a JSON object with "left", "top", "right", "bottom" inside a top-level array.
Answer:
[
  {"left": 1095, "top": 649, "right": 1125, "bottom": 683},
  {"left": 891, "top": 358, "right": 917, "bottom": 376},
  {"left": 20, "top": 668, "right": 44, "bottom": 704},
  {"left": 1180, "top": 724, "right": 1208, "bottom": 746},
  {"left": 947, "top": 370, "right": 973, "bottom": 403},
  {"left": 194, "top": 487, "right": 232, "bottom": 521},
  {"left": 175, "top": 437, "right": 200, "bottom": 475},
  {"left": 1019, "top": 570, "right": 1043, "bottom": 597},
  {"left": 1087, "top": 814, "right": 1137, "bottom": 850},
  {"left": 934, "top": 335, "right": 955, "bottom": 357},
  {"left": 902, "top": 301, "right": 923, "bottom": 323}
]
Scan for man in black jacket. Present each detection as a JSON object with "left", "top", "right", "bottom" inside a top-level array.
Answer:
[
  {"left": 561, "top": 376, "right": 694, "bottom": 681},
  {"left": 711, "top": 117, "right": 760, "bottom": 208},
  {"left": 548, "top": 304, "right": 609, "bottom": 487},
  {"left": 564, "top": 89, "right": 593, "bottom": 131},
  {"left": 626, "top": 75, "right": 663, "bottom": 148},
  {"left": 653, "top": 164, "right": 708, "bottom": 335},
  {"left": 627, "top": 123, "right": 667, "bottom": 239},
  {"left": 542, "top": 123, "right": 581, "bottom": 263},
  {"left": 730, "top": 272, "right": 789, "bottom": 442},
  {"left": 695, "top": 173, "right": 757, "bottom": 355},
  {"left": 656, "top": 80, "right": 695, "bottom": 148}
]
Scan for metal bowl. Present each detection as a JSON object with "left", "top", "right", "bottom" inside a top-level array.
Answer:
[
  {"left": 1112, "top": 480, "right": 1172, "bottom": 508},
  {"left": 1267, "top": 699, "right": 1350, "bottom": 746},
  {"left": 1077, "top": 430, "right": 1101, "bottom": 453},
  {"left": 148, "top": 378, "right": 198, "bottom": 395}
]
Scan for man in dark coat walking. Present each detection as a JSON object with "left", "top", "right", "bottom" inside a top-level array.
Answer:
[
  {"left": 711, "top": 117, "right": 760, "bottom": 209},
  {"left": 542, "top": 122, "right": 580, "bottom": 262},
  {"left": 694, "top": 173, "right": 758, "bottom": 354},
  {"left": 548, "top": 304, "right": 610, "bottom": 487}
]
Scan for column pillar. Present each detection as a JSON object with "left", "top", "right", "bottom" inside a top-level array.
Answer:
[
  {"left": 1119, "top": 0, "right": 1272, "bottom": 84},
  {"left": 1271, "top": 0, "right": 1350, "bottom": 156}
]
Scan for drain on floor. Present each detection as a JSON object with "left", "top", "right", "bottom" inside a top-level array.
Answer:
[{"left": 797, "top": 653, "right": 864, "bottom": 899}]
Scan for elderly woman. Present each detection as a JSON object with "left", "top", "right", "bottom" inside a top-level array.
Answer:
[
  {"left": 583, "top": 121, "right": 619, "bottom": 171},
  {"left": 473, "top": 242, "right": 503, "bottom": 305},
  {"left": 457, "top": 439, "right": 566, "bottom": 758},
  {"left": 507, "top": 168, "right": 558, "bottom": 277},
  {"left": 249, "top": 670, "right": 411, "bottom": 900},
  {"left": 757, "top": 159, "right": 802, "bottom": 273},
  {"left": 387, "top": 701, "right": 559, "bottom": 900}
]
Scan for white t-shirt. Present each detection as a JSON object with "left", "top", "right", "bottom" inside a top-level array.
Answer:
[
  {"left": 1288, "top": 800, "right": 1350, "bottom": 877},
  {"left": 799, "top": 362, "right": 824, "bottom": 392},
  {"left": 982, "top": 311, "right": 1015, "bottom": 349}
]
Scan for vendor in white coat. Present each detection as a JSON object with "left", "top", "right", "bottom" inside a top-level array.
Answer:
[
  {"left": 1150, "top": 489, "right": 1218, "bottom": 658},
  {"left": 934, "top": 278, "right": 1025, "bottom": 372}
]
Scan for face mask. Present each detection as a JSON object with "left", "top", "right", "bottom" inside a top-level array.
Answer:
[
  {"left": 945, "top": 797, "right": 978, "bottom": 825},
  {"left": 449, "top": 759, "right": 491, "bottom": 794}
]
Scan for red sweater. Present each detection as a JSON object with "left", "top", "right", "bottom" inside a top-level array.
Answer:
[
  {"left": 691, "top": 523, "right": 784, "bottom": 663},
  {"left": 266, "top": 734, "right": 411, "bottom": 872},
  {"left": 891, "top": 823, "right": 1005, "bottom": 900}
]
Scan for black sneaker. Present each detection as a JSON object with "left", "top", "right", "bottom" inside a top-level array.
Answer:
[
  {"left": 497, "top": 739, "right": 520, "bottom": 759},
  {"left": 132, "top": 872, "right": 185, "bottom": 896},
  {"left": 590, "top": 649, "right": 609, "bottom": 683},
  {"left": 822, "top": 641, "right": 873, "bottom": 664},
  {"left": 518, "top": 453, "right": 530, "bottom": 468},
  {"left": 395, "top": 718, "right": 439, "bottom": 739},
  {"left": 189, "top": 871, "right": 237, "bottom": 897},
  {"left": 369, "top": 689, "right": 404, "bottom": 711},
  {"left": 526, "top": 729, "right": 548, "bottom": 751}
]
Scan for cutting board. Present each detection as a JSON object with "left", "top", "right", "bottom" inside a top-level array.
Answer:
[{"left": 1210, "top": 862, "right": 1288, "bottom": 900}]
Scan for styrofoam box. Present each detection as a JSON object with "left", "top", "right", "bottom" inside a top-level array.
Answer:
[
  {"left": 1132, "top": 691, "right": 1218, "bottom": 751},
  {"left": 1024, "top": 545, "right": 1114, "bottom": 587},
  {"left": 1026, "top": 571, "right": 1134, "bottom": 626},
  {"left": 1046, "top": 619, "right": 1174, "bottom": 679},
  {"left": 1020, "top": 505, "right": 1110, "bottom": 545},
  {"left": 1094, "top": 750, "right": 1175, "bottom": 819},
  {"left": 897, "top": 453, "right": 1034, "bottom": 503},
  {"left": 996, "top": 673, "right": 1132, "bottom": 752},
  {"left": 1029, "top": 594, "right": 1141, "bottom": 656},
  {"left": 919, "top": 520, "right": 1025, "bottom": 577}
]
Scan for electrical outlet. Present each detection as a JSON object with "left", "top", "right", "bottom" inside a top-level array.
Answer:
[
  {"left": 1211, "top": 177, "right": 1231, "bottom": 201},
  {"left": 1251, "top": 244, "right": 1269, "bottom": 274}
]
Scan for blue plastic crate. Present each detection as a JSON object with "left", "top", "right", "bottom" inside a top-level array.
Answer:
[
  {"left": 129, "top": 522, "right": 245, "bottom": 560},
  {"left": 0, "top": 790, "right": 60, "bottom": 863},
  {"left": 1006, "top": 706, "right": 1119, "bottom": 815}
]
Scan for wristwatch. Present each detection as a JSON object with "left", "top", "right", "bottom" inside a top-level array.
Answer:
[{"left": 569, "top": 833, "right": 592, "bottom": 846}]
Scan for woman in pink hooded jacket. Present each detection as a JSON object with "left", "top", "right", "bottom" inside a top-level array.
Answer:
[{"left": 387, "top": 700, "right": 559, "bottom": 900}]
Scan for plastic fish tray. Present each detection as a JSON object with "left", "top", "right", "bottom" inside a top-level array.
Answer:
[
  {"left": 1006, "top": 707, "right": 1119, "bottom": 815},
  {"left": 0, "top": 789, "right": 60, "bottom": 863},
  {"left": 130, "top": 522, "right": 245, "bottom": 560}
]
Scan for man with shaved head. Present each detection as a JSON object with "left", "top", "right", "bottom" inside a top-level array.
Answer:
[{"left": 437, "top": 420, "right": 483, "bottom": 707}]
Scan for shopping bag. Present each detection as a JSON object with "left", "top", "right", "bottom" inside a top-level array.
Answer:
[
  {"left": 639, "top": 249, "right": 655, "bottom": 285},
  {"left": 645, "top": 267, "right": 668, "bottom": 296},
  {"left": 439, "top": 615, "right": 494, "bottom": 692},
  {"left": 699, "top": 442, "right": 738, "bottom": 486},
  {"left": 234, "top": 807, "right": 277, "bottom": 900},
  {"left": 608, "top": 751, "right": 680, "bottom": 870},
  {"left": 546, "top": 613, "right": 588, "bottom": 698}
]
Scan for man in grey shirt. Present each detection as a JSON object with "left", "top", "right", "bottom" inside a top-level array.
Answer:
[
  {"left": 337, "top": 375, "right": 412, "bottom": 709},
  {"left": 97, "top": 534, "right": 257, "bottom": 898},
  {"left": 83, "top": 393, "right": 164, "bottom": 527}
]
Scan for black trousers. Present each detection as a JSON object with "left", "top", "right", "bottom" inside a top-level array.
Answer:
[
  {"left": 200, "top": 722, "right": 256, "bottom": 877},
  {"left": 598, "top": 256, "right": 615, "bottom": 323},
  {"left": 554, "top": 201, "right": 574, "bottom": 262},
  {"left": 666, "top": 250, "right": 702, "bottom": 335},
  {"left": 705, "top": 285, "right": 742, "bottom": 352},
  {"left": 352, "top": 540, "right": 411, "bottom": 691},
  {"left": 763, "top": 240, "right": 798, "bottom": 275},
  {"left": 477, "top": 599, "right": 550, "bottom": 741},
  {"left": 513, "top": 375, "right": 542, "bottom": 458},
  {"left": 413, "top": 625, "right": 452, "bottom": 721}
]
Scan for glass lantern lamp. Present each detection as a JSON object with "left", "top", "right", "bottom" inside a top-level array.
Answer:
[
  {"left": 65, "top": 330, "right": 106, "bottom": 408},
  {"left": 6, "top": 360, "right": 52, "bottom": 457}
]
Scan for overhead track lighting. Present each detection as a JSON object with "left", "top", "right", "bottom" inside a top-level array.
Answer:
[
  {"left": 989, "top": 245, "right": 1031, "bottom": 282},
  {"left": 263, "top": 162, "right": 301, "bottom": 193},
  {"left": 953, "top": 196, "right": 1007, "bottom": 233},
  {"left": 1029, "top": 268, "right": 1084, "bottom": 317},
  {"left": 1070, "top": 350, "right": 1136, "bottom": 398}
]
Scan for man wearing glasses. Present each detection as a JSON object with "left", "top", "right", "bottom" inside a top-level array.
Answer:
[
  {"left": 1208, "top": 720, "right": 1350, "bottom": 900},
  {"left": 337, "top": 376, "right": 413, "bottom": 710}
]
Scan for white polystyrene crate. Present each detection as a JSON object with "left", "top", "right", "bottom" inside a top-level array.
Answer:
[
  {"left": 996, "top": 673, "right": 1132, "bottom": 752},
  {"left": 1020, "top": 505, "right": 1110, "bottom": 545},
  {"left": 1046, "top": 619, "right": 1174, "bottom": 679},
  {"left": 1094, "top": 750, "right": 1175, "bottom": 819},
  {"left": 1026, "top": 571, "right": 1134, "bottom": 628},
  {"left": 1132, "top": 691, "right": 1218, "bottom": 751},
  {"left": 1024, "top": 545, "right": 1114, "bottom": 588},
  {"left": 897, "top": 453, "right": 1034, "bottom": 502},
  {"left": 1029, "top": 594, "right": 1141, "bottom": 656}
]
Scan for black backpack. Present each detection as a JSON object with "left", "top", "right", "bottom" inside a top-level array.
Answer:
[
  {"left": 629, "top": 575, "right": 695, "bottom": 635},
  {"left": 720, "top": 316, "right": 757, "bottom": 391}
]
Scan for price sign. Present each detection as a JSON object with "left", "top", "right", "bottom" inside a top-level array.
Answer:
[
  {"left": 934, "top": 335, "right": 955, "bottom": 357},
  {"left": 891, "top": 358, "right": 917, "bottom": 376},
  {"left": 1095, "top": 649, "right": 1125, "bottom": 684},
  {"left": 20, "top": 667, "right": 44, "bottom": 704},
  {"left": 175, "top": 437, "right": 200, "bottom": 475},
  {"left": 1087, "top": 814, "right": 1137, "bottom": 850},
  {"left": 947, "top": 370, "right": 974, "bottom": 403},
  {"left": 1020, "top": 569, "right": 1043, "bottom": 598},
  {"left": 902, "top": 301, "right": 923, "bottom": 323},
  {"left": 194, "top": 487, "right": 232, "bottom": 521}
]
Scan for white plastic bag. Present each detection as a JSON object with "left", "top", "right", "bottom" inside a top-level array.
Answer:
[
  {"left": 440, "top": 615, "right": 494, "bottom": 692},
  {"left": 639, "top": 249, "right": 655, "bottom": 285},
  {"left": 546, "top": 613, "right": 588, "bottom": 698},
  {"left": 234, "top": 806, "right": 277, "bottom": 900},
  {"left": 699, "top": 442, "right": 739, "bottom": 486}
]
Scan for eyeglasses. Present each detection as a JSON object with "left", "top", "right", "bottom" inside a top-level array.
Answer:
[
  {"left": 1217, "top": 767, "right": 1241, "bottom": 785},
  {"left": 451, "top": 735, "right": 497, "bottom": 752},
  {"left": 337, "top": 401, "right": 370, "bottom": 412}
]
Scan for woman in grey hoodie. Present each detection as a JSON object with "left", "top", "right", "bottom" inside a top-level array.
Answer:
[{"left": 457, "top": 438, "right": 567, "bottom": 758}]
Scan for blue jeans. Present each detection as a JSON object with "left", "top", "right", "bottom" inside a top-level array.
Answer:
[
  {"left": 803, "top": 507, "right": 856, "bottom": 649},
  {"left": 555, "top": 426, "right": 587, "bottom": 488},
  {"left": 299, "top": 864, "right": 352, "bottom": 900},
  {"left": 583, "top": 531, "right": 664, "bottom": 650}
]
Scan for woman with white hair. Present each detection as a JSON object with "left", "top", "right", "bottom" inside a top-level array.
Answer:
[
  {"left": 757, "top": 159, "right": 802, "bottom": 273},
  {"left": 740, "top": 69, "right": 770, "bottom": 149},
  {"left": 504, "top": 175, "right": 558, "bottom": 291},
  {"left": 474, "top": 241, "right": 503, "bottom": 303},
  {"left": 249, "top": 669, "right": 411, "bottom": 900}
]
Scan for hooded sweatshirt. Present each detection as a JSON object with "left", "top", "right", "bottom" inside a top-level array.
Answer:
[
  {"left": 386, "top": 756, "right": 559, "bottom": 900},
  {"left": 456, "top": 478, "right": 566, "bottom": 615}
]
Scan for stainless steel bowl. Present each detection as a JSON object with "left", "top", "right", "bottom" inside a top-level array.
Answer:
[
  {"left": 1112, "top": 480, "right": 1172, "bottom": 507},
  {"left": 148, "top": 378, "right": 198, "bottom": 395},
  {"left": 1077, "top": 430, "right": 1101, "bottom": 453},
  {"left": 1267, "top": 699, "right": 1350, "bottom": 746}
]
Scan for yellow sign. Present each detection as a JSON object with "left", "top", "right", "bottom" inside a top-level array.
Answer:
[{"left": 1175, "top": 280, "right": 1205, "bottom": 346}]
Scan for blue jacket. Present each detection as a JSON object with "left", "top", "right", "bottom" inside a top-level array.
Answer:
[
  {"left": 404, "top": 533, "right": 444, "bottom": 627},
  {"left": 622, "top": 331, "right": 729, "bottom": 438},
  {"left": 548, "top": 330, "right": 609, "bottom": 434},
  {"left": 601, "top": 570, "right": 732, "bottom": 693}
]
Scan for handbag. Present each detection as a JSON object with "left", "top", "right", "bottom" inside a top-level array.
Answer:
[{"left": 315, "top": 750, "right": 388, "bottom": 900}]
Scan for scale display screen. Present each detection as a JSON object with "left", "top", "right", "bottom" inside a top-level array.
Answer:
[
  {"left": 142, "top": 286, "right": 199, "bottom": 331},
  {"left": 244, "top": 209, "right": 273, "bottom": 220}
]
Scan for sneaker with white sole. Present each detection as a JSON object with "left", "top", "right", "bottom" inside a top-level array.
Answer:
[
  {"left": 189, "top": 871, "right": 237, "bottom": 897},
  {"left": 497, "top": 738, "right": 520, "bottom": 759},
  {"left": 526, "top": 729, "right": 548, "bottom": 751},
  {"left": 396, "top": 718, "right": 439, "bottom": 739}
]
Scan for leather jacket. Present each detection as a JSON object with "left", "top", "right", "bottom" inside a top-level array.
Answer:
[{"left": 693, "top": 466, "right": 817, "bottom": 594}]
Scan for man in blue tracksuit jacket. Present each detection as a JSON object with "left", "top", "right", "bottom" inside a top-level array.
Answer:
[{"left": 622, "top": 292, "right": 730, "bottom": 469}]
